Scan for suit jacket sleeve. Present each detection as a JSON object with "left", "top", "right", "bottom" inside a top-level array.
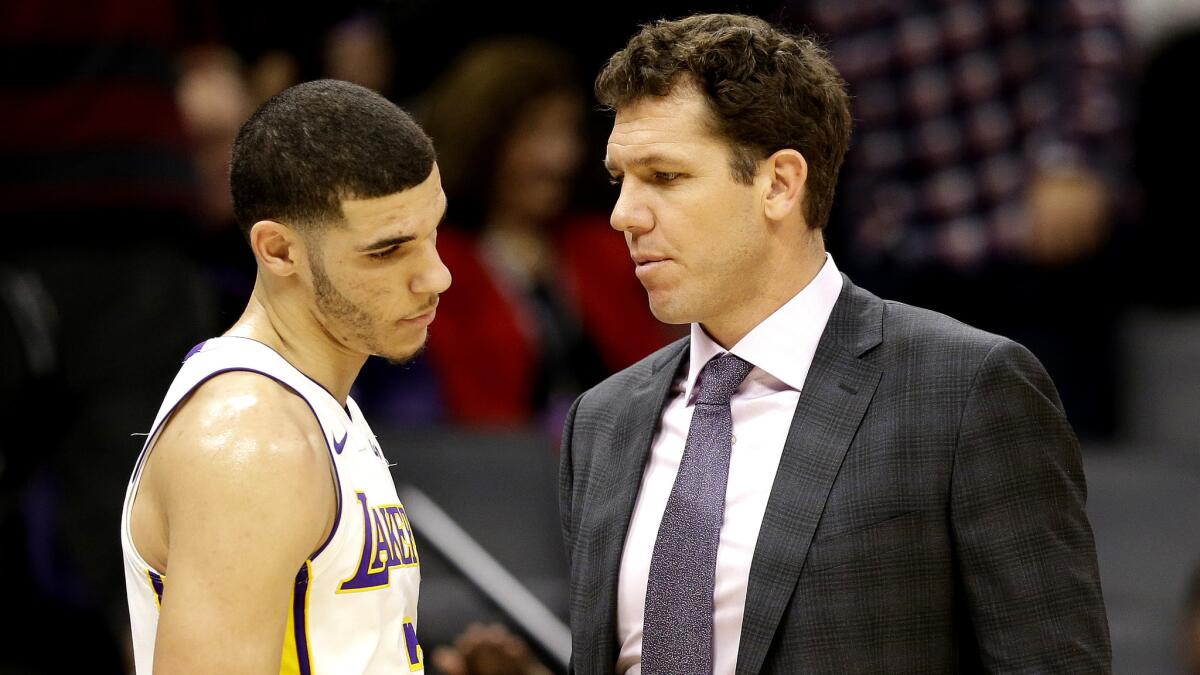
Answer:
[
  {"left": 560, "top": 394, "right": 582, "bottom": 571},
  {"left": 559, "top": 394, "right": 583, "bottom": 675},
  {"left": 951, "top": 339, "right": 1111, "bottom": 673}
]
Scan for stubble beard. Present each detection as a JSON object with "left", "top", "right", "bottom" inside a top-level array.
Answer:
[{"left": 309, "top": 250, "right": 425, "bottom": 365}]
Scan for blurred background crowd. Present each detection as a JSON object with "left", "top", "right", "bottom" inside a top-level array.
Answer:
[{"left": 1, "top": 0, "right": 1198, "bottom": 672}]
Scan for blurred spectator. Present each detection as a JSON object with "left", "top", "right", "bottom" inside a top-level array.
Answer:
[
  {"left": 323, "top": 11, "right": 395, "bottom": 98},
  {"left": 785, "top": 0, "right": 1132, "bottom": 439},
  {"left": 177, "top": 46, "right": 253, "bottom": 231},
  {"left": 198, "top": 9, "right": 402, "bottom": 327},
  {"left": 1125, "top": 0, "right": 1200, "bottom": 50},
  {"left": 431, "top": 623, "right": 553, "bottom": 675},
  {"left": 0, "top": 0, "right": 225, "bottom": 669},
  {"left": 358, "top": 37, "right": 676, "bottom": 432},
  {"left": 215, "top": 0, "right": 347, "bottom": 105},
  {"left": 245, "top": 48, "right": 300, "bottom": 107},
  {"left": 195, "top": 7, "right": 404, "bottom": 328},
  {"left": 180, "top": 44, "right": 259, "bottom": 327}
]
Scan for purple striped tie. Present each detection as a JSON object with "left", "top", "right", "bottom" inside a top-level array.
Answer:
[{"left": 641, "top": 353, "right": 754, "bottom": 674}]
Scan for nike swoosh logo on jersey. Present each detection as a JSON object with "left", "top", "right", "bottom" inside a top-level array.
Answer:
[{"left": 333, "top": 431, "right": 348, "bottom": 454}]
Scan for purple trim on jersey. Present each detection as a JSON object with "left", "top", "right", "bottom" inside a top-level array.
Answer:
[
  {"left": 223, "top": 367, "right": 345, "bottom": 561},
  {"left": 306, "top": 426, "right": 342, "bottom": 559},
  {"left": 293, "top": 563, "right": 313, "bottom": 675},
  {"left": 148, "top": 570, "right": 165, "bottom": 605},
  {"left": 221, "top": 335, "right": 346, "bottom": 406},
  {"left": 182, "top": 341, "right": 207, "bottom": 362}
]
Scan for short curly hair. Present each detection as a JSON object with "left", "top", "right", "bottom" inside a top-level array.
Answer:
[
  {"left": 596, "top": 14, "right": 851, "bottom": 230},
  {"left": 231, "top": 79, "right": 436, "bottom": 236}
]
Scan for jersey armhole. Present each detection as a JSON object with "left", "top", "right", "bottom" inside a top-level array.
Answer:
[{"left": 125, "top": 367, "right": 345, "bottom": 576}]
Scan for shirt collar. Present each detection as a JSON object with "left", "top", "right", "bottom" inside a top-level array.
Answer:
[{"left": 684, "top": 254, "right": 844, "bottom": 401}]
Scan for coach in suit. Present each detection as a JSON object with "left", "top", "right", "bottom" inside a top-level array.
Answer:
[{"left": 559, "top": 14, "right": 1110, "bottom": 674}]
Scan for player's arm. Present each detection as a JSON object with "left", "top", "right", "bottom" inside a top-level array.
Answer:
[{"left": 150, "top": 373, "right": 336, "bottom": 675}]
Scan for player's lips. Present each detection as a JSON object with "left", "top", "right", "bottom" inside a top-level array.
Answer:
[{"left": 400, "top": 303, "right": 437, "bottom": 326}]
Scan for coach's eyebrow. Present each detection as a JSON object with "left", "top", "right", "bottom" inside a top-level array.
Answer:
[{"left": 604, "top": 153, "right": 685, "bottom": 174}]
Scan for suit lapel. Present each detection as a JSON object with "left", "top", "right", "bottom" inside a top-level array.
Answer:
[
  {"left": 735, "top": 278, "right": 884, "bottom": 675},
  {"left": 581, "top": 340, "right": 688, "bottom": 672}
]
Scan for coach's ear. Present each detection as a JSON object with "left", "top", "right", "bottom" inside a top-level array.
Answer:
[
  {"left": 762, "top": 149, "right": 807, "bottom": 224},
  {"left": 249, "top": 220, "right": 303, "bottom": 277}
]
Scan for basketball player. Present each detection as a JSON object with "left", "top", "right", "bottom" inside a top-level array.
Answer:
[{"left": 120, "top": 79, "right": 449, "bottom": 674}]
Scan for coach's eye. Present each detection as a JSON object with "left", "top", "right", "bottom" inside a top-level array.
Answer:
[
  {"left": 367, "top": 246, "right": 399, "bottom": 259},
  {"left": 654, "top": 172, "right": 681, "bottom": 183},
  {"left": 608, "top": 174, "right": 623, "bottom": 186}
]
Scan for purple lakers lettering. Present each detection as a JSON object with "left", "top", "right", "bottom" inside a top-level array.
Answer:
[{"left": 338, "top": 492, "right": 419, "bottom": 592}]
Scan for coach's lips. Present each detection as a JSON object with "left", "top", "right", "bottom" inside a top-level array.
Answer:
[{"left": 632, "top": 253, "right": 671, "bottom": 278}]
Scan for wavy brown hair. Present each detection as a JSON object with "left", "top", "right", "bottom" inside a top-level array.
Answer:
[{"left": 596, "top": 13, "right": 851, "bottom": 230}]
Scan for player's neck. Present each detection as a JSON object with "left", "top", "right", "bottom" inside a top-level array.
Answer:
[{"left": 226, "top": 282, "right": 366, "bottom": 405}]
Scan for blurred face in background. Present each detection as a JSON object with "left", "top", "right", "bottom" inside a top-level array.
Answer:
[
  {"left": 324, "top": 17, "right": 394, "bottom": 94},
  {"left": 491, "top": 90, "right": 585, "bottom": 225},
  {"left": 176, "top": 50, "right": 252, "bottom": 227}
]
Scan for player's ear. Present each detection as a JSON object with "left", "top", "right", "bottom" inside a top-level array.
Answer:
[{"left": 250, "top": 220, "right": 303, "bottom": 277}]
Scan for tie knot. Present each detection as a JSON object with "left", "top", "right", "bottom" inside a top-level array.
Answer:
[{"left": 694, "top": 353, "right": 754, "bottom": 405}]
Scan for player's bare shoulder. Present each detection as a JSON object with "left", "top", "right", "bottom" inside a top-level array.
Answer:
[{"left": 131, "top": 370, "right": 337, "bottom": 572}]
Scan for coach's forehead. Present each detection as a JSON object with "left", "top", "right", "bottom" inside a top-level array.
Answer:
[{"left": 606, "top": 88, "right": 725, "bottom": 168}]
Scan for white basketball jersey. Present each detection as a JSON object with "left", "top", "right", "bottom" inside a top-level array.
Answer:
[{"left": 120, "top": 336, "right": 424, "bottom": 674}]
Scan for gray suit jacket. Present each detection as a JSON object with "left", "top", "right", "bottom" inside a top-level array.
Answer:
[{"left": 559, "top": 276, "right": 1110, "bottom": 674}]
